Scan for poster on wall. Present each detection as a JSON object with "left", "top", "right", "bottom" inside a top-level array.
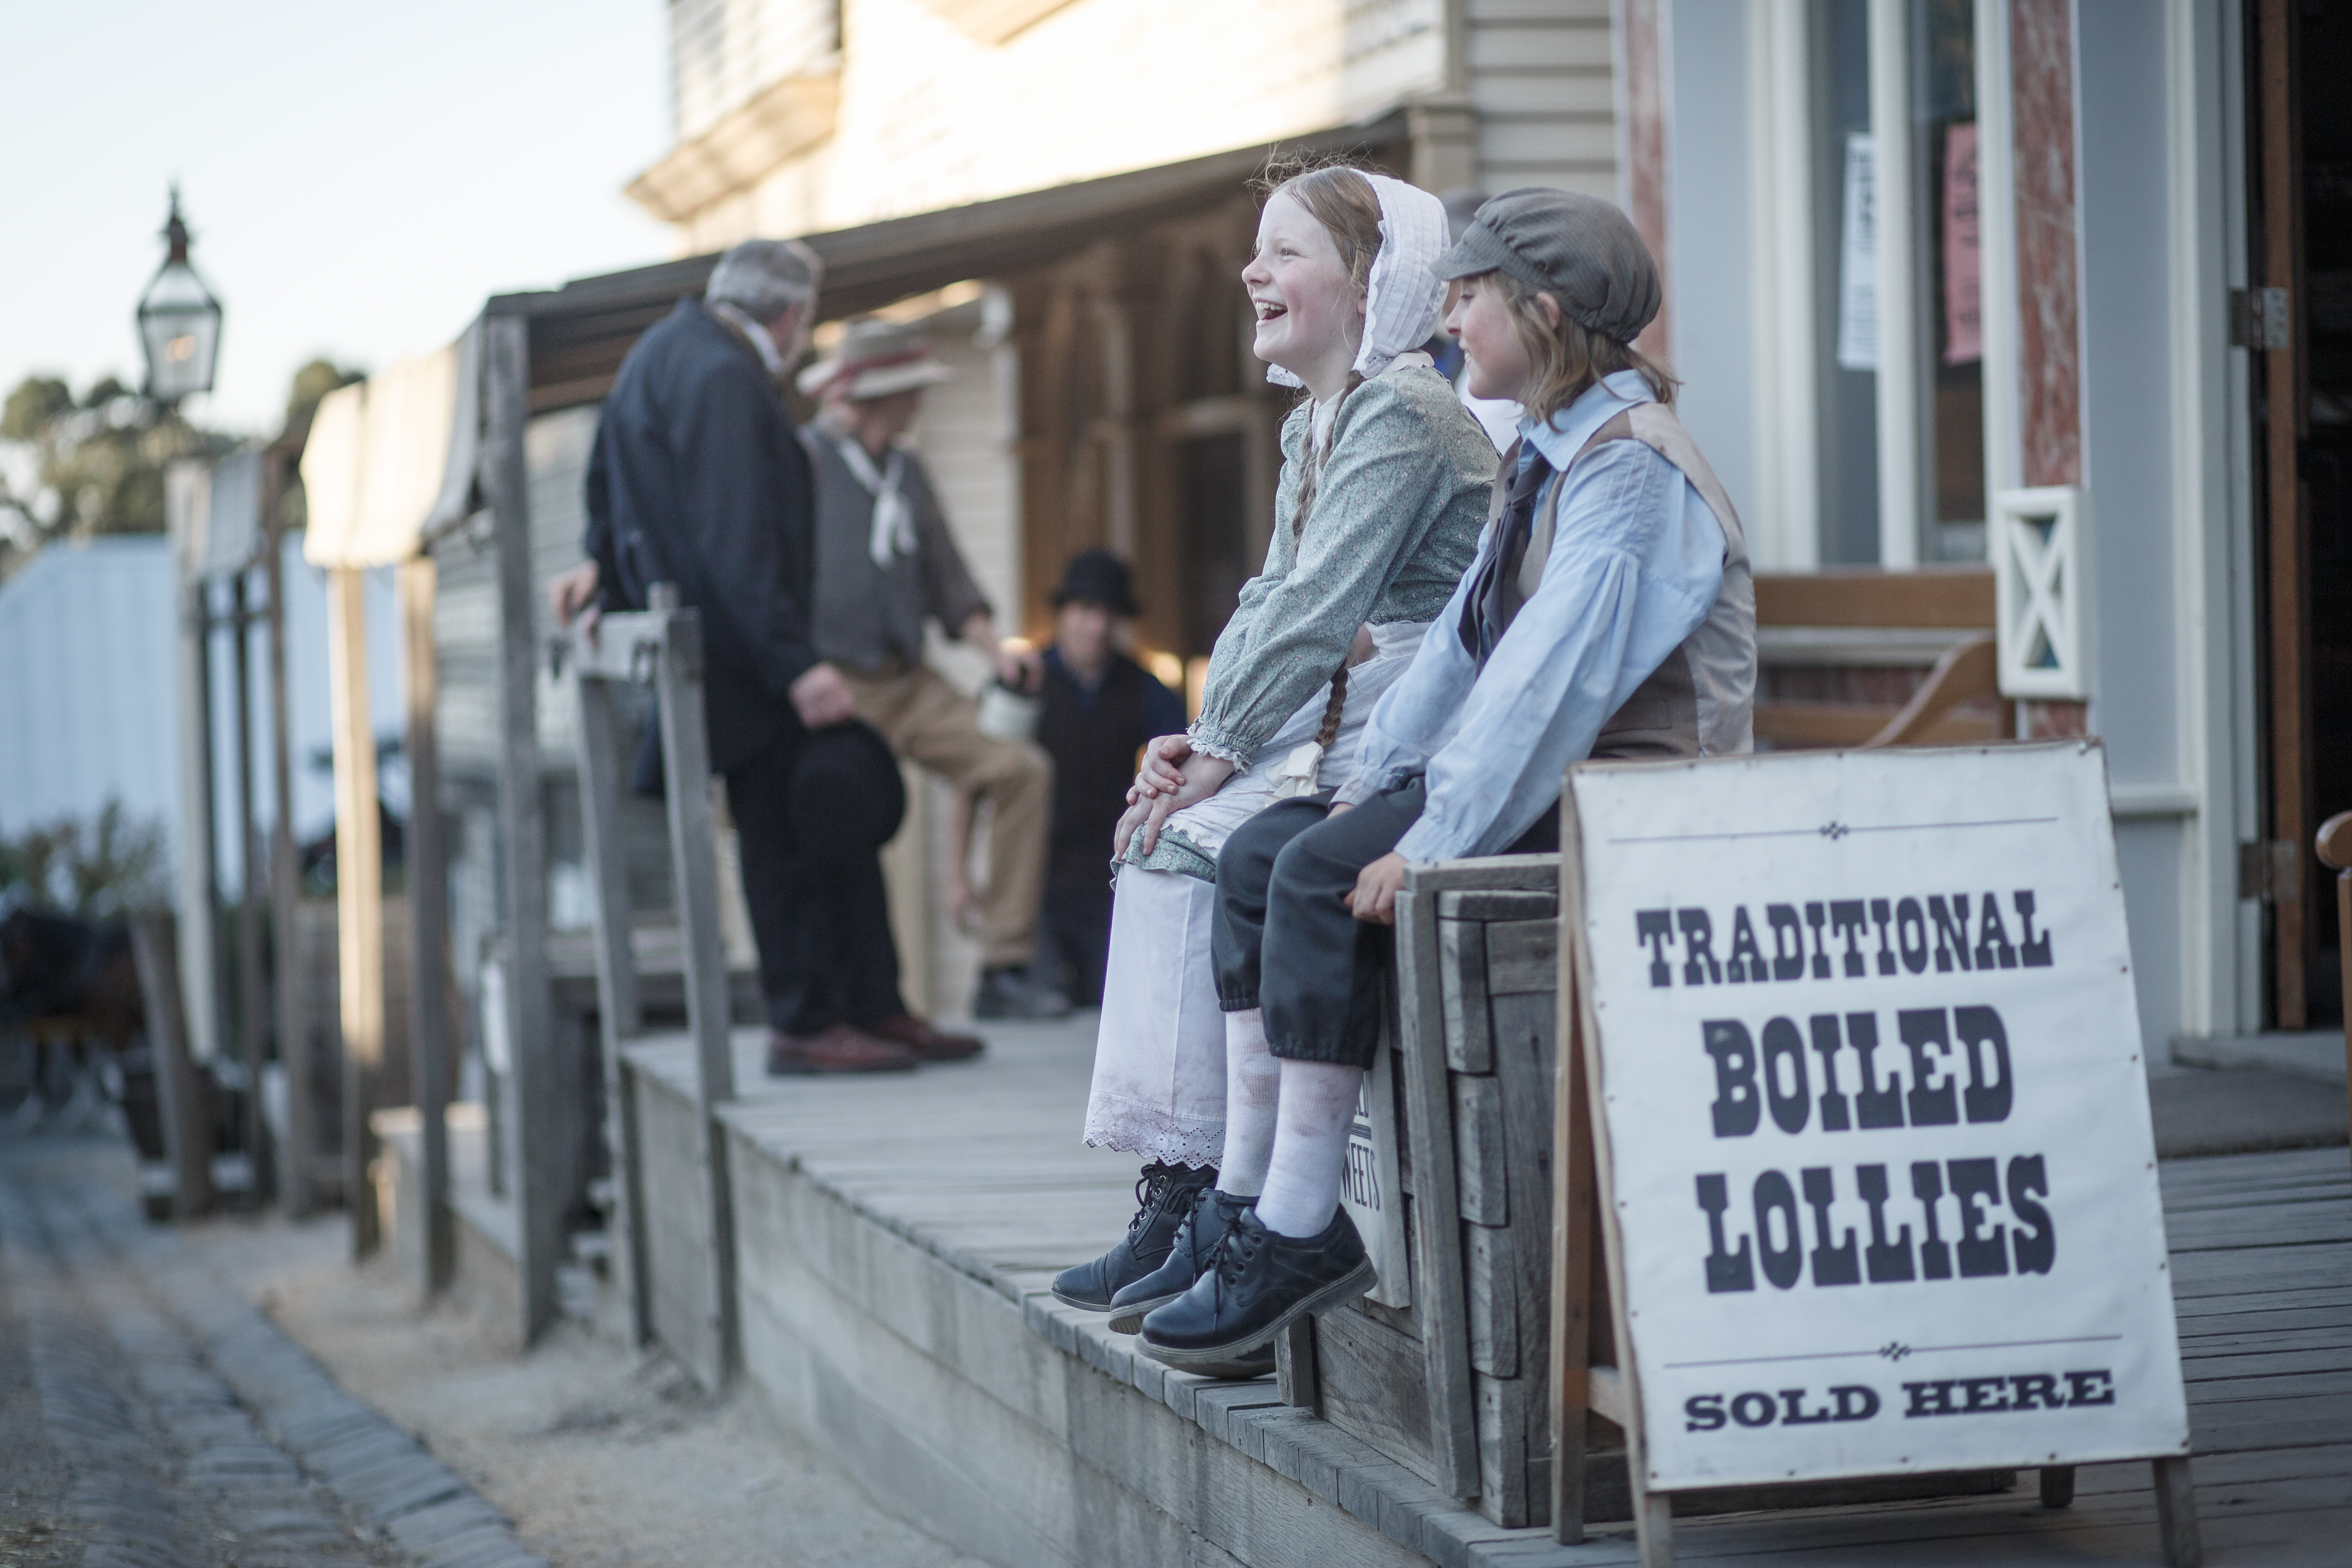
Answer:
[{"left": 1565, "top": 741, "right": 2189, "bottom": 1492}]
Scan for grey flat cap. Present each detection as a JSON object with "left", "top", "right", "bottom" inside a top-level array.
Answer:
[{"left": 1434, "top": 188, "right": 1659, "bottom": 343}]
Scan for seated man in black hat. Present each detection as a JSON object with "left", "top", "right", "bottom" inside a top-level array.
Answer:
[{"left": 1026, "top": 551, "right": 1187, "bottom": 1007}]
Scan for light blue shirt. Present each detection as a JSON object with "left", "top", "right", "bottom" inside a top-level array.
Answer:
[{"left": 1336, "top": 370, "right": 1727, "bottom": 861}]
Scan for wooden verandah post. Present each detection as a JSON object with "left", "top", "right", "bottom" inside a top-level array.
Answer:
[{"left": 481, "top": 310, "right": 564, "bottom": 1342}]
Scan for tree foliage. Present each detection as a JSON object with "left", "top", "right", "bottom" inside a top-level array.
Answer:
[
  {"left": 0, "top": 801, "right": 169, "bottom": 917},
  {"left": 0, "top": 357, "right": 362, "bottom": 575},
  {"left": 0, "top": 374, "right": 232, "bottom": 566}
]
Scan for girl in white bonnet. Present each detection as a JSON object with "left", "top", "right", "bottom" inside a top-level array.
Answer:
[{"left": 1053, "top": 162, "right": 1495, "bottom": 1376}]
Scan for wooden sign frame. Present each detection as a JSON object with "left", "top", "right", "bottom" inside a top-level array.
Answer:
[{"left": 1546, "top": 755, "right": 2204, "bottom": 1568}]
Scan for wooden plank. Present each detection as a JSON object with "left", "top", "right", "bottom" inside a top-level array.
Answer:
[
  {"left": 1313, "top": 1304, "right": 1439, "bottom": 1483},
  {"left": 1755, "top": 700, "right": 2001, "bottom": 748},
  {"left": 261, "top": 452, "right": 312, "bottom": 1217},
  {"left": 128, "top": 911, "right": 212, "bottom": 1220},
  {"left": 2154, "top": 1454, "right": 2201, "bottom": 1568},
  {"left": 171, "top": 576, "right": 222, "bottom": 1085},
  {"left": 1394, "top": 884, "right": 1480, "bottom": 1497},
  {"left": 1753, "top": 566, "right": 1996, "bottom": 628},
  {"left": 325, "top": 565, "right": 386, "bottom": 1260},
  {"left": 650, "top": 586, "right": 740, "bottom": 1385},
  {"left": 1454, "top": 1074, "right": 1508, "bottom": 1225},
  {"left": 1404, "top": 856, "right": 1559, "bottom": 898},
  {"left": 481, "top": 313, "right": 562, "bottom": 1344},
  {"left": 227, "top": 572, "right": 274, "bottom": 1203},
  {"left": 575, "top": 672, "right": 652, "bottom": 1347},
  {"left": 1551, "top": 903, "right": 1597, "bottom": 1543},
  {"left": 1486, "top": 918, "right": 1558, "bottom": 996},
  {"left": 1475, "top": 1370, "right": 1539, "bottom": 1528},
  {"left": 398, "top": 557, "right": 454, "bottom": 1294},
  {"left": 1466, "top": 1223, "right": 1519, "bottom": 1377},
  {"left": 564, "top": 608, "right": 680, "bottom": 681},
  {"left": 1488, "top": 991, "right": 1557, "bottom": 1527},
  {"left": 1438, "top": 919, "right": 1492, "bottom": 1074},
  {"left": 1276, "top": 1318, "right": 1321, "bottom": 1412},
  {"left": 1440, "top": 890, "right": 1559, "bottom": 923}
]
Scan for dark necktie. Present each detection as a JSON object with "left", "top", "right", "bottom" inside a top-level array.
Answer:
[{"left": 1461, "top": 447, "right": 1555, "bottom": 668}]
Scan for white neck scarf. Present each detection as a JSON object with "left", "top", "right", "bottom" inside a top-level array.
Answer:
[
  {"left": 1266, "top": 174, "right": 1451, "bottom": 391},
  {"left": 832, "top": 434, "right": 915, "bottom": 568},
  {"left": 710, "top": 301, "right": 786, "bottom": 376}
]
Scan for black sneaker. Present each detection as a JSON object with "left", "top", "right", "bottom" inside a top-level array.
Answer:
[
  {"left": 1108, "top": 1189, "right": 1252, "bottom": 1334},
  {"left": 1049, "top": 1161, "right": 1216, "bottom": 1311},
  {"left": 974, "top": 964, "right": 1074, "bottom": 1020},
  {"left": 1137, "top": 1207, "right": 1375, "bottom": 1370}
]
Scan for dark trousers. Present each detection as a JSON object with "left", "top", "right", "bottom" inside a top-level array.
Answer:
[
  {"left": 1040, "top": 875, "right": 1113, "bottom": 1007},
  {"left": 725, "top": 733, "right": 904, "bottom": 1034},
  {"left": 1212, "top": 781, "right": 1557, "bottom": 1068}
]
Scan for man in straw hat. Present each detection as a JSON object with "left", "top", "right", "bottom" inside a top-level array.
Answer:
[
  {"left": 551, "top": 239, "right": 983, "bottom": 1075},
  {"left": 798, "top": 317, "right": 1068, "bottom": 1020}
]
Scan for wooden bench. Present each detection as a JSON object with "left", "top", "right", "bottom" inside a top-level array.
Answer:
[{"left": 1754, "top": 567, "right": 2005, "bottom": 750}]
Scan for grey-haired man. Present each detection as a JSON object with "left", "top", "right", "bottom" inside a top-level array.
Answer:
[{"left": 550, "top": 240, "right": 983, "bottom": 1073}]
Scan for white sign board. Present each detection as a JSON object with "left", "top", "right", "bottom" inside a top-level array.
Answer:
[
  {"left": 1340, "top": 1039, "right": 1410, "bottom": 1309},
  {"left": 1567, "top": 742, "right": 2188, "bottom": 1492}
]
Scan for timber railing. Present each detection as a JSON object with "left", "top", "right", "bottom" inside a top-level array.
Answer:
[{"left": 558, "top": 581, "right": 740, "bottom": 1388}]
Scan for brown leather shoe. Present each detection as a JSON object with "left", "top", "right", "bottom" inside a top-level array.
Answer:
[
  {"left": 863, "top": 1011, "right": 985, "bottom": 1062},
  {"left": 766, "top": 1024, "right": 918, "bottom": 1076}
]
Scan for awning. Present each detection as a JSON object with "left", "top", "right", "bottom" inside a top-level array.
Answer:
[
  {"left": 506, "top": 111, "right": 1408, "bottom": 412},
  {"left": 300, "top": 325, "right": 482, "bottom": 569}
]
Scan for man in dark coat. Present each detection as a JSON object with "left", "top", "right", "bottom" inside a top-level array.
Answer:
[
  {"left": 549, "top": 238, "right": 979, "bottom": 1073},
  {"left": 1031, "top": 551, "right": 1186, "bottom": 1006}
]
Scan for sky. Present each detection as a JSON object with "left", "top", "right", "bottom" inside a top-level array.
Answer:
[{"left": 0, "top": 1, "right": 677, "bottom": 437}]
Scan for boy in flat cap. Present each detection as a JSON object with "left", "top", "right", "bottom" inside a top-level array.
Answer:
[{"left": 1134, "top": 189, "right": 1757, "bottom": 1370}]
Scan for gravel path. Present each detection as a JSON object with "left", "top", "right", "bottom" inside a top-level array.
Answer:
[{"left": 2, "top": 1136, "right": 986, "bottom": 1568}]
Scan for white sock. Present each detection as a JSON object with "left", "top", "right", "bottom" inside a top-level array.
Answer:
[
  {"left": 1214, "top": 1009, "right": 1278, "bottom": 1197},
  {"left": 1252, "top": 1059, "right": 1364, "bottom": 1239}
]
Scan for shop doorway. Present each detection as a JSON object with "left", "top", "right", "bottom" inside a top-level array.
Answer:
[{"left": 2251, "top": 0, "right": 2352, "bottom": 1027}]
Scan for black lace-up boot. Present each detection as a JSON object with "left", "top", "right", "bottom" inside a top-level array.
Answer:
[
  {"left": 1137, "top": 1207, "right": 1374, "bottom": 1370},
  {"left": 1050, "top": 1161, "right": 1216, "bottom": 1311},
  {"left": 1107, "top": 1189, "right": 1252, "bottom": 1334}
]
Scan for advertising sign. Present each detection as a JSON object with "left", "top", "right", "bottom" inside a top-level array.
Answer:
[{"left": 1564, "top": 742, "right": 2189, "bottom": 1492}]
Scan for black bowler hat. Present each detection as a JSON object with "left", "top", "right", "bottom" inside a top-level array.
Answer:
[
  {"left": 1050, "top": 550, "right": 1140, "bottom": 616},
  {"left": 789, "top": 719, "right": 906, "bottom": 859}
]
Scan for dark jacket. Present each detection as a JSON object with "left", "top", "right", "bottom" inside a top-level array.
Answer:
[
  {"left": 1037, "top": 647, "right": 1187, "bottom": 890},
  {"left": 584, "top": 298, "right": 818, "bottom": 773}
]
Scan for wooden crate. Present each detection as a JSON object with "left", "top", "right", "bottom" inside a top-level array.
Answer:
[{"left": 1289, "top": 855, "right": 1562, "bottom": 1528}]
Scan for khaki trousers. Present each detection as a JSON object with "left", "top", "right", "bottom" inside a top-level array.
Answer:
[{"left": 839, "top": 663, "right": 1050, "bottom": 968}]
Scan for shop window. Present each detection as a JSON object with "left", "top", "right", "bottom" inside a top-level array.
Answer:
[
  {"left": 1912, "top": 0, "right": 1987, "bottom": 560},
  {"left": 1800, "top": 0, "right": 1989, "bottom": 566},
  {"left": 1814, "top": 0, "right": 1881, "bottom": 565}
]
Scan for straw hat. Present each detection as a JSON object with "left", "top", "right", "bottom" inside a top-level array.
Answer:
[{"left": 795, "top": 317, "right": 956, "bottom": 402}]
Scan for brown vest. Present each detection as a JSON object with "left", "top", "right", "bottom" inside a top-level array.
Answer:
[{"left": 1488, "top": 403, "right": 1757, "bottom": 761}]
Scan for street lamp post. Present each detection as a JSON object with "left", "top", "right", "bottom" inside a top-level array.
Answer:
[{"left": 136, "top": 187, "right": 223, "bottom": 407}]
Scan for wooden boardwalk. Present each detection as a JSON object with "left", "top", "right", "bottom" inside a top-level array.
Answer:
[{"left": 630, "top": 1019, "right": 2352, "bottom": 1567}]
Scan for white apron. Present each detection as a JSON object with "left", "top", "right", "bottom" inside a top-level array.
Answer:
[{"left": 1081, "top": 621, "right": 1425, "bottom": 1162}]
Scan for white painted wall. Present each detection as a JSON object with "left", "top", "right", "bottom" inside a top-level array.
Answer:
[
  {"left": 0, "top": 532, "right": 397, "bottom": 898},
  {"left": 684, "top": 0, "right": 1455, "bottom": 249},
  {"left": 1664, "top": 0, "right": 1758, "bottom": 531}
]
